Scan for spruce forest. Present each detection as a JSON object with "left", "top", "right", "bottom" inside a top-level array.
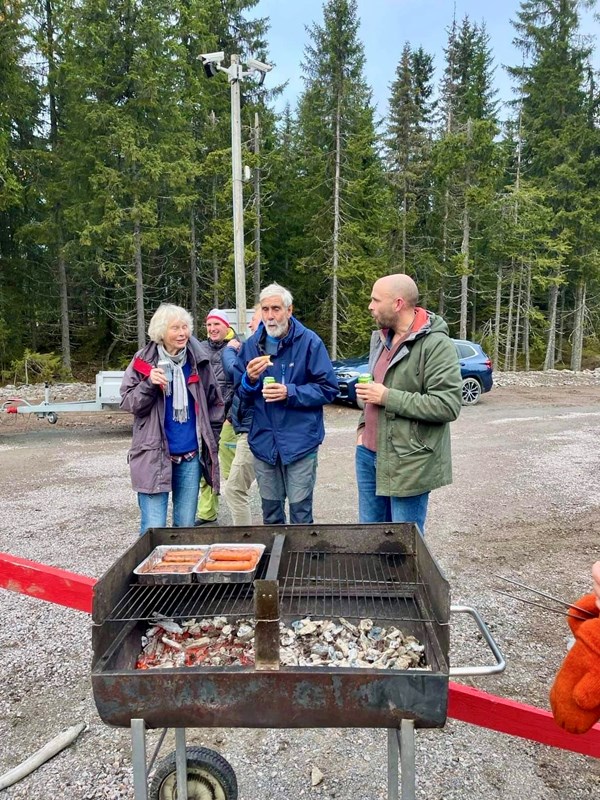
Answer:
[{"left": 2, "top": 0, "right": 600, "bottom": 380}]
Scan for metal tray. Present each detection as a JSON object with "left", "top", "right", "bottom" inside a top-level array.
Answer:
[
  {"left": 134, "top": 545, "right": 209, "bottom": 585},
  {"left": 193, "top": 543, "right": 266, "bottom": 584}
]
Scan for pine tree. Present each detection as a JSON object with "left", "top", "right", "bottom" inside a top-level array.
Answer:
[
  {"left": 0, "top": 0, "right": 43, "bottom": 367},
  {"left": 385, "top": 44, "right": 435, "bottom": 272},
  {"left": 510, "top": 0, "right": 600, "bottom": 369},
  {"left": 431, "top": 16, "right": 501, "bottom": 338},
  {"left": 294, "top": 0, "right": 391, "bottom": 356}
]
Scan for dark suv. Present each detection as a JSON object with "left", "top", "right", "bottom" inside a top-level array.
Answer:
[{"left": 332, "top": 338, "right": 493, "bottom": 406}]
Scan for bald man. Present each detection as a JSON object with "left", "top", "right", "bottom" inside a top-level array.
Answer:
[{"left": 355, "top": 274, "right": 462, "bottom": 533}]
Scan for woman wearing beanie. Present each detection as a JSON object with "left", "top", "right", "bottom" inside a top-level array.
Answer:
[{"left": 195, "top": 308, "right": 241, "bottom": 524}]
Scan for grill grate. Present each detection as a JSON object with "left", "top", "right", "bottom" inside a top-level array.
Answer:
[
  {"left": 106, "top": 551, "right": 433, "bottom": 624},
  {"left": 278, "top": 551, "right": 426, "bottom": 622}
]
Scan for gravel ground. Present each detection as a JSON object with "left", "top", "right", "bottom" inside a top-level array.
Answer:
[{"left": 1, "top": 371, "right": 600, "bottom": 799}]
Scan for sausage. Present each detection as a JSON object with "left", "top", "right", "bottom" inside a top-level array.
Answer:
[
  {"left": 147, "top": 563, "right": 192, "bottom": 573},
  {"left": 208, "top": 548, "right": 259, "bottom": 562},
  {"left": 204, "top": 560, "right": 256, "bottom": 571},
  {"left": 162, "top": 550, "right": 205, "bottom": 563}
]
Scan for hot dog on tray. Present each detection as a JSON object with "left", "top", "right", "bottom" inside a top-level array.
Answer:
[
  {"left": 208, "top": 548, "right": 259, "bottom": 562},
  {"left": 204, "top": 560, "right": 256, "bottom": 571}
]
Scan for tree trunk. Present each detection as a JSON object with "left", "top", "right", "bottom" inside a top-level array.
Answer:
[
  {"left": 439, "top": 185, "right": 449, "bottom": 316},
  {"left": 46, "top": 0, "right": 70, "bottom": 370},
  {"left": 504, "top": 272, "right": 514, "bottom": 370},
  {"left": 190, "top": 206, "right": 197, "bottom": 324},
  {"left": 401, "top": 172, "right": 407, "bottom": 271},
  {"left": 57, "top": 234, "right": 71, "bottom": 372},
  {"left": 493, "top": 265, "right": 502, "bottom": 369},
  {"left": 470, "top": 274, "right": 477, "bottom": 338},
  {"left": 524, "top": 263, "right": 531, "bottom": 371},
  {"left": 570, "top": 280, "right": 586, "bottom": 371},
  {"left": 330, "top": 96, "right": 342, "bottom": 360},
  {"left": 512, "top": 269, "right": 523, "bottom": 372},
  {"left": 459, "top": 118, "right": 472, "bottom": 341},
  {"left": 212, "top": 175, "right": 219, "bottom": 307},
  {"left": 253, "top": 112, "right": 261, "bottom": 302},
  {"left": 556, "top": 287, "right": 565, "bottom": 363},
  {"left": 134, "top": 216, "right": 145, "bottom": 349},
  {"left": 543, "top": 282, "right": 559, "bottom": 371}
]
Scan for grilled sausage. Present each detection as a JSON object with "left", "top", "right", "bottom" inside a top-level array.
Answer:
[
  {"left": 204, "top": 560, "right": 256, "bottom": 571},
  {"left": 208, "top": 548, "right": 259, "bottom": 562},
  {"left": 162, "top": 550, "right": 205, "bottom": 563}
]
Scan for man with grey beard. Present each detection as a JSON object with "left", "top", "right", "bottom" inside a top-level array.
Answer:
[{"left": 233, "top": 283, "right": 339, "bottom": 524}]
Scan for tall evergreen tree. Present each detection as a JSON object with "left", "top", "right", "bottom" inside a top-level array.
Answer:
[
  {"left": 431, "top": 16, "right": 500, "bottom": 337},
  {"left": 385, "top": 44, "right": 435, "bottom": 272},
  {"left": 510, "top": 0, "right": 600, "bottom": 369},
  {"left": 0, "top": 0, "right": 43, "bottom": 367},
  {"left": 295, "top": 0, "right": 391, "bottom": 356}
]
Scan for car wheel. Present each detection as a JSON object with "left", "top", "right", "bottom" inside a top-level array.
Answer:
[{"left": 461, "top": 377, "right": 482, "bottom": 406}]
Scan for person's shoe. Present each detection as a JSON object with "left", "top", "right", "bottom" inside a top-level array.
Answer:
[{"left": 195, "top": 517, "right": 217, "bottom": 526}]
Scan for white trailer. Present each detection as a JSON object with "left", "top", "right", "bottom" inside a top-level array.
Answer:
[{"left": 2, "top": 371, "right": 125, "bottom": 424}]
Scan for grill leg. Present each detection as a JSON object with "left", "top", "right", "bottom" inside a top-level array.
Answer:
[
  {"left": 400, "top": 720, "right": 416, "bottom": 800},
  {"left": 175, "top": 728, "right": 189, "bottom": 800},
  {"left": 131, "top": 719, "right": 148, "bottom": 800},
  {"left": 387, "top": 721, "right": 416, "bottom": 800},
  {"left": 387, "top": 729, "right": 399, "bottom": 800}
]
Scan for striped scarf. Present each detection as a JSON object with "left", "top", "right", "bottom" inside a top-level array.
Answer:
[{"left": 157, "top": 344, "right": 188, "bottom": 423}]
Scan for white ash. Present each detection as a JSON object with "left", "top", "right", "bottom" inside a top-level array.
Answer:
[{"left": 136, "top": 616, "right": 427, "bottom": 670}]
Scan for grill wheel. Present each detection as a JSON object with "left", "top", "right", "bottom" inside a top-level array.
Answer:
[{"left": 149, "top": 746, "right": 238, "bottom": 800}]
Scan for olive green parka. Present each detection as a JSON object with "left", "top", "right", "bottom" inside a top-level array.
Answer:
[{"left": 358, "top": 312, "right": 462, "bottom": 497}]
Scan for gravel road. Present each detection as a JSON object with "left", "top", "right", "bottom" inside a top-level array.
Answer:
[{"left": 1, "top": 373, "right": 599, "bottom": 799}]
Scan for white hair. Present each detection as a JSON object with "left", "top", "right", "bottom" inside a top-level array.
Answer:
[
  {"left": 147, "top": 304, "right": 193, "bottom": 344},
  {"left": 260, "top": 283, "right": 293, "bottom": 309}
]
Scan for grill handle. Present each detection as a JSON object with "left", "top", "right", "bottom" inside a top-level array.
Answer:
[{"left": 448, "top": 605, "right": 506, "bottom": 677}]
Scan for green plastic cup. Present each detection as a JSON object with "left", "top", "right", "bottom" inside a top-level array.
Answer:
[{"left": 357, "top": 373, "right": 372, "bottom": 384}]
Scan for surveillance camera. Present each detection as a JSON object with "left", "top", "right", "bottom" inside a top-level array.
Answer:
[
  {"left": 246, "top": 58, "right": 272, "bottom": 74},
  {"left": 200, "top": 51, "right": 225, "bottom": 64}
]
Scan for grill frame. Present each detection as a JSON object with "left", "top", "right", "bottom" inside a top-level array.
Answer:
[{"left": 92, "top": 523, "right": 451, "bottom": 730}]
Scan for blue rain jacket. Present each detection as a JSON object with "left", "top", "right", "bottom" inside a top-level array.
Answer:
[{"left": 233, "top": 318, "right": 339, "bottom": 465}]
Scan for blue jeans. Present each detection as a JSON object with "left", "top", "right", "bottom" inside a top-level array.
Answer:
[
  {"left": 138, "top": 454, "right": 201, "bottom": 535},
  {"left": 355, "top": 445, "right": 429, "bottom": 534},
  {"left": 253, "top": 451, "right": 318, "bottom": 524}
]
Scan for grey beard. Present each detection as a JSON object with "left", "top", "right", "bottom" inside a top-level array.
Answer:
[{"left": 266, "top": 320, "right": 289, "bottom": 338}]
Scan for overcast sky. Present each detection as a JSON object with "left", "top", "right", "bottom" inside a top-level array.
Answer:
[{"left": 255, "top": 0, "right": 600, "bottom": 118}]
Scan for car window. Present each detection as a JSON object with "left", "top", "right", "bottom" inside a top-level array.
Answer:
[{"left": 456, "top": 343, "right": 477, "bottom": 359}]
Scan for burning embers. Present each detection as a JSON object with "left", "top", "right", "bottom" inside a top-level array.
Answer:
[{"left": 135, "top": 615, "right": 427, "bottom": 671}]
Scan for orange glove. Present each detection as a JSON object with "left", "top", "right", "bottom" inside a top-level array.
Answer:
[
  {"left": 566, "top": 593, "right": 600, "bottom": 637},
  {"left": 549, "top": 594, "right": 600, "bottom": 734}
]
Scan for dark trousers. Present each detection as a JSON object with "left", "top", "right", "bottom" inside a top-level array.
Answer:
[{"left": 253, "top": 451, "right": 318, "bottom": 524}]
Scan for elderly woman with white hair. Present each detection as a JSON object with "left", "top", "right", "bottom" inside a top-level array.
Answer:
[{"left": 120, "top": 303, "right": 224, "bottom": 534}]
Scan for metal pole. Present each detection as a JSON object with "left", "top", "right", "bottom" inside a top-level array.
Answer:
[
  {"left": 400, "top": 720, "right": 416, "bottom": 800},
  {"left": 130, "top": 719, "right": 148, "bottom": 800},
  {"left": 229, "top": 54, "right": 247, "bottom": 336}
]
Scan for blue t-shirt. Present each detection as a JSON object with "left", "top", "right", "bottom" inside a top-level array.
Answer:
[
  {"left": 265, "top": 334, "right": 280, "bottom": 357},
  {"left": 164, "top": 362, "right": 198, "bottom": 455}
]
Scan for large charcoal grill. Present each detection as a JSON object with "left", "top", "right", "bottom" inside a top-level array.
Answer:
[{"left": 91, "top": 524, "right": 504, "bottom": 799}]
